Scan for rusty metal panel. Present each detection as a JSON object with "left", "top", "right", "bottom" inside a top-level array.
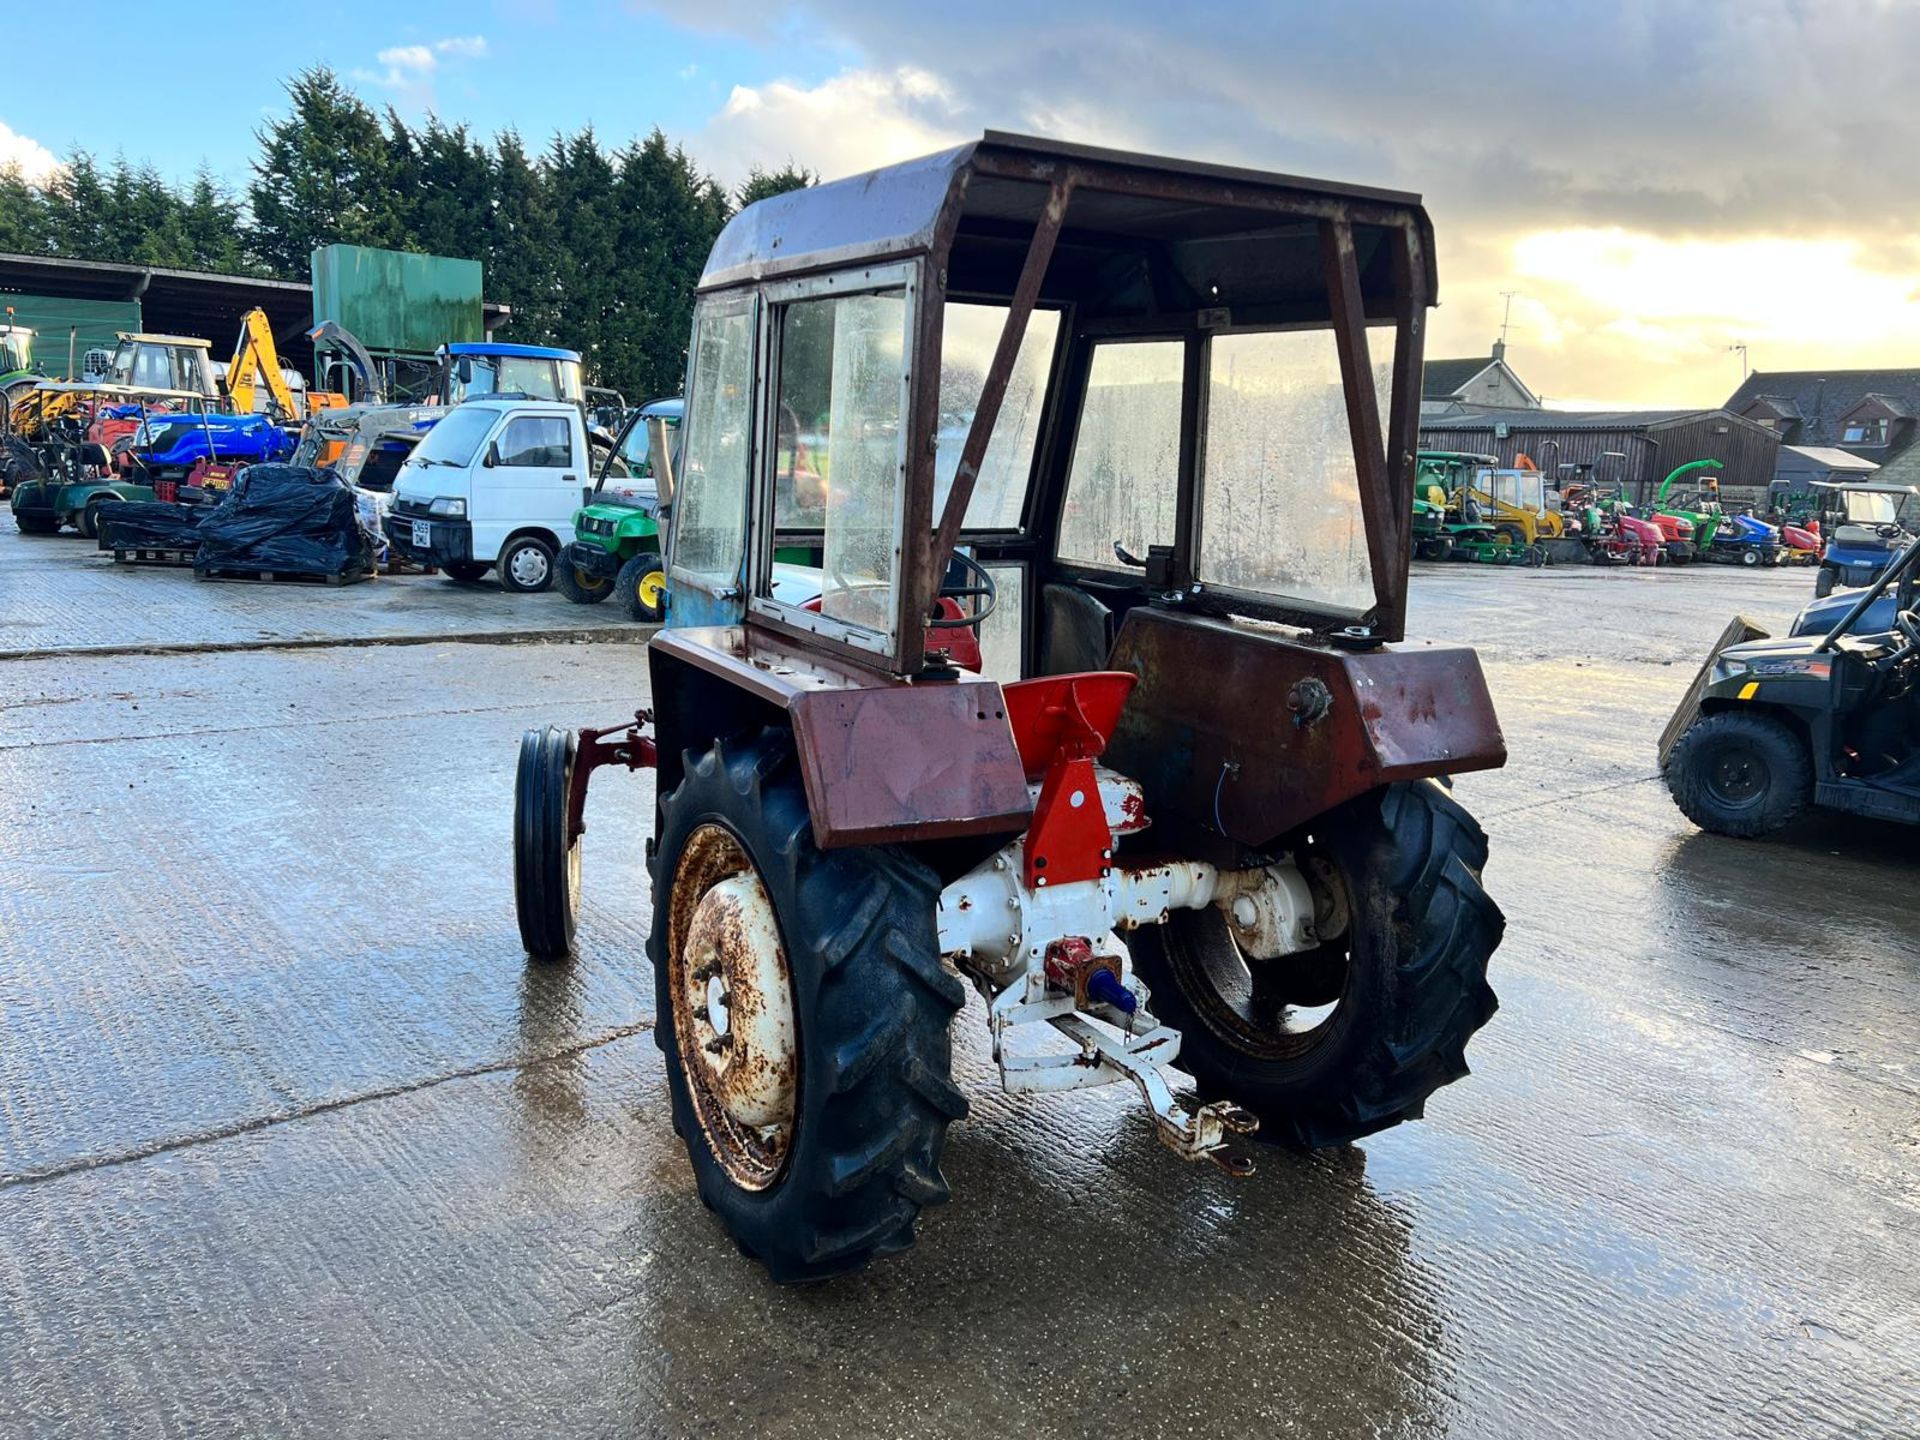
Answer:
[
  {"left": 649, "top": 625, "right": 1032, "bottom": 849},
  {"left": 1102, "top": 608, "right": 1505, "bottom": 860},
  {"left": 790, "top": 683, "right": 1033, "bottom": 848}
]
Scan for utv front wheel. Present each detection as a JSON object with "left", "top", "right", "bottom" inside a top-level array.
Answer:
[
  {"left": 556, "top": 559, "right": 614, "bottom": 604},
  {"left": 1664, "top": 711, "right": 1810, "bottom": 838},
  {"left": 1131, "top": 779, "right": 1502, "bottom": 1150},
  {"left": 651, "top": 729, "right": 966, "bottom": 1283}
]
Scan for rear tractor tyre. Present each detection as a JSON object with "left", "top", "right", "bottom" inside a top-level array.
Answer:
[
  {"left": 650, "top": 728, "right": 967, "bottom": 1283},
  {"left": 617, "top": 550, "right": 667, "bottom": 623},
  {"left": 1129, "top": 779, "right": 1502, "bottom": 1150},
  {"left": 1663, "top": 711, "right": 1810, "bottom": 838},
  {"left": 556, "top": 559, "right": 614, "bottom": 604},
  {"left": 514, "top": 726, "right": 581, "bottom": 960}
]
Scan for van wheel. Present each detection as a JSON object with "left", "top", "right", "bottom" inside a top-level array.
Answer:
[
  {"left": 444, "top": 561, "right": 489, "bottom": 583},
  {"left": 618, "top": 550, "right": 667, "bottom": 622},
  {"left": 499, "top": 536, "right": 556, "bottom": 593}
]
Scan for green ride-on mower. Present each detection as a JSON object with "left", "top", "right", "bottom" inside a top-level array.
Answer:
[
  {"left": 512, "top": 134, "right": 1508, "bottom": 1283},
  {"left": 555, "top": 397, "right": 683, "bottom": 620},
  {"left": 1660, "top": 529, "right": 1920, "bottom": 835},
  {"left": 1412, "top": 450, "right": 1539, "bottom": 564}
]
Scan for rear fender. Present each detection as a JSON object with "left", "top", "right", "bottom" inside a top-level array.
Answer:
[{"left": 1102, "top": 607, "right": 1506, "bottom": 864}]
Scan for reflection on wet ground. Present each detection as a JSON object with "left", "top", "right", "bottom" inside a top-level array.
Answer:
[{"left": 0, "top": 554, "right": 1915, "bottom": 1438}]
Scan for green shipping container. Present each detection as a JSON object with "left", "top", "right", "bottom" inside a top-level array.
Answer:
[
  {"left": 310, "top": 245, "right": 483, "bottom": 356},
  {"left": 0, "top": 294, "right": 143, "bottom": 379}
]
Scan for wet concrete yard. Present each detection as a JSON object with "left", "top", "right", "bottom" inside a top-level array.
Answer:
[{"left": 1, "top": 531, "right": 1915, "bottom": 1438}]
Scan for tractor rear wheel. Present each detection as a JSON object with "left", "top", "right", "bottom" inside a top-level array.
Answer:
[
  {"left": 650, "top": 728, "right": 966, "bottom": 1283},
  {"left": 1130, "top": 779, "right": 1501, "bottom": 1150},
  {"left": 514, "top": 726, "right": 581, "bottom": 960},
  {"left": 1664, "top": 711, "right": 1810, "bottom": 838}
]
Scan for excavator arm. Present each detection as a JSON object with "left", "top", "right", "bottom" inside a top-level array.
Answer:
[{"left": 225, "top": 308, "right": 300, "bottom": 419}]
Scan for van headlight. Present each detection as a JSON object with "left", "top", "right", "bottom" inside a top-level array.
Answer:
[{"left": 429, "top": 497, "right": 467, "bottom": 518}]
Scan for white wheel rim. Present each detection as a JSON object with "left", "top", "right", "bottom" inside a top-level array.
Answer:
[{"left": 511, "top": 546, "right": 549, "bottom": 586}]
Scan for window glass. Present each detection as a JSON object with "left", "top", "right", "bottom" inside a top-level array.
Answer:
[
  {"left": 498, "top": 415, "right": 572, "bottom": 467},
  {"left": 771, "top": 290, "right": 908, "bottom": 638},
  {"left": 1057, "top": 341, "right": 1184, "bottom": 569},
  {"left": 973, "top": 563, "right": 1025, "bottom": 684},
  {"left": 933, "top": 304, "right": 1060, "bottom": 531},
  {"left": 1198, "top": 327, "right": 1394, "bottom": 613},
  {"left": 672, "top": 304, "right": 756, "bottom": 590},
  {"left": 410, "top": 404, "right": 497, "bottom": 467}
]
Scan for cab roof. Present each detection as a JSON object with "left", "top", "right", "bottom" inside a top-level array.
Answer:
[
  {"left": 117, "top": 332, "right": 212, "bottom": 348},
  {"left": 444, "top": 342, "right": 581, "bottom": 362},
  {"left": 699, "top": 131, "right": 1438, "bottom": 324}
]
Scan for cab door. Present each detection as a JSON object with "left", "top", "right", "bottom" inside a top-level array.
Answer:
[{"left": 664, "top": 295, "right": 758, "bottom": 628}]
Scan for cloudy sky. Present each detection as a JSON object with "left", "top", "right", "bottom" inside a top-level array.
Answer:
[{"left": 9, "top": 0, "right": 1916, "bottom": 407}]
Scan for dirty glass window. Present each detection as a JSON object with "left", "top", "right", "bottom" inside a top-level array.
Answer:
[
  {"left": 1197, "top": 328, "right": 1394, "bottom": 613},
  {"left": 1057, "top": 341, "right": 1184, "bottom": 570},
  {"left": 672, "top": 305, "right": 755, "bottom": 591},
  {"left": 498, "top": 415, "right": 572, "bottom": 468},
  {"left": 933, "top": 304, "right": 1060, "bottom": 531},
  {"left": 771, "top": 290, "right": 909, "bottom": 639}
]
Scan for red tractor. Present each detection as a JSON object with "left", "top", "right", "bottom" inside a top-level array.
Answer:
[{"left": 514, "top": 134, "right": 1507, "bottom": 1282}]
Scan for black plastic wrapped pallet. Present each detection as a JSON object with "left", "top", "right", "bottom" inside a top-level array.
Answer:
[
  {"left": 94, "top": 501, "right": 208, "bottom": 552},
  {"left": 191, "top": 464, "right": 374, "bottom": 578}
]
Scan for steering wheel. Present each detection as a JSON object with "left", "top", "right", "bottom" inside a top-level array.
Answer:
[
  {"left": 930, "top": 549, "right": 997, "bottom": 628},
  {"left": 1897, "top": 609, "right": 1920, "bottom": 649}
]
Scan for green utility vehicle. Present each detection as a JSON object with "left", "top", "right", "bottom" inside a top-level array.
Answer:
[{"left": 555, "top": 397, "right": 681, "bottom": 620}]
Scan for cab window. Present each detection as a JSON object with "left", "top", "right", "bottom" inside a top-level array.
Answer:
[
  {"left": 767, "top": 289, "right": 910, "bottom": 641},
  {"left": 933, "top": 303, "right": 1060, "bottom": 532},
  {"left": 498, "top": 415, "right": 572, "bottom": 468},
  {"left": 671, "top": 303, "right": 757, "bottom": 591},
  {"left": 1056, "top": 340, "right": 1184, "bottom": 570},
  {"left": 1196, "top": 328, "right": 1392, "bottom": 614}
]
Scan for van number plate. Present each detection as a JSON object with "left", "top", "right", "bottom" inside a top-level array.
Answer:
[{"left": 411, "top": 520, "right": 432, "bottom": 548}]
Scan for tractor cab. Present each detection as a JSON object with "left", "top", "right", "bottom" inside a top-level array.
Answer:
[
  {"left": 514, "top": 134, "right": 1507, "bottom": 1283},
  {"left": 438, "top": 342, "right": 584, "bottom": 409},
  {"left": 102, "top": 334, "right": 220, "bottom": 400}
]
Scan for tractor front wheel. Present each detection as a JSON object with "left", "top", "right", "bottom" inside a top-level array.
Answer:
[
  {"left": 650, "top": 728, "right": 967, "bottom": 1283},
  {"left": 1130, "top": 779, "right": 1502, "bottom": 1150},
  {"left": 514, "top": 726, "right": 582, "bottom": 960},
  {"left": 1664, "top": 711, "right": 1810, "bottom": 838}
]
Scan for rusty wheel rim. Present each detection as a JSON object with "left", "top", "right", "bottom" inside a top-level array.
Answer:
[{"left": 667, "top": 824, "right": 798, "bottom": 1191}]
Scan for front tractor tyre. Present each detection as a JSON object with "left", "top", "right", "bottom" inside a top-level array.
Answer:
[
  {"left": 1130, "top": 779, "right": 1502, "bottom": 1150},
  {"left": 650, "top": 728, "right": 967, "bottom": 1283},
  {"left": 1663, "top": 710, "right": 1811, "bottom": 838},
  {"left": 514, "top": 726, "right": 581, "bottom": 960},
  {"left": 617, "top": 550, "right": 667, "bottom": 623}
]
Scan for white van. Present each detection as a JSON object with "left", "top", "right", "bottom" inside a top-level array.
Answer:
[{"left": 385, "top": 399, "right": 590, "bottom": 591}]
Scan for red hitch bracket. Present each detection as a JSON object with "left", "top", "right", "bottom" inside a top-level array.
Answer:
[{"left": 566, "top": 709, "right": 657, "bottom": 845}]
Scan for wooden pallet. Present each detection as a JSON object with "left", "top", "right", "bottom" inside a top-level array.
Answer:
[
  {"left": 194, "top": 566, "right": 370, "bottom": 588},
  {"left": 112, "top": 545, "right": 199, "bottom": 568}
]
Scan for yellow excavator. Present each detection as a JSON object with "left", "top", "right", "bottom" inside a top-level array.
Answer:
[{"left": 223, "top": 308, "right": 347, "bottom": 420}]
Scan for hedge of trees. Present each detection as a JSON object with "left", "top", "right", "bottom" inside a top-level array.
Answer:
[{"left": 0, "top": 68, "right": 811, "bottom": 401}]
